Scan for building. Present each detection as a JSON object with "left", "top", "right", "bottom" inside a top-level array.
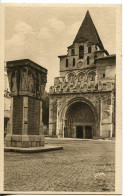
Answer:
[{"left": 49, "top": 11, "right": 116, "bottom": 139}]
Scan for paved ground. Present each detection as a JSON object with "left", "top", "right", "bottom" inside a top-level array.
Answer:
[{"left": 4, "top": 139, "right": 115, "bottom": 192}]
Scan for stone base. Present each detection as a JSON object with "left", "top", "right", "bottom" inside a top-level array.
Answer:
[
  {"left": 100, "top": 124, "right": 112, "bottom": 137},
  {"left": 5, "top": 134, "right": 45, "bottom": 148},
  {"left": 4, "top": 145, "right": 63, "bottom": 153}
]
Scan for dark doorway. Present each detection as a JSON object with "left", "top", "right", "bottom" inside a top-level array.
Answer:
[
  {"left": 76, "top": 126, "right": 83, "bottom": 138},
  {"left": 64, "top": 126, "right": 68, "bottom": 138},
  {"left": 85, "top": 126, "right": 92, "bottom": 139}
]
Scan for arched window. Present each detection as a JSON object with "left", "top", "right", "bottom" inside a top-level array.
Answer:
[
  {"left": 71, "top": 49, "right": 74, "bottom": 56},
  {"left": 87, "top": 72, "right": 95, "bottom": 82},
  {"left": 103, "top": 73, "right": 105, "bottom": 78},
  {"left": 88, "top": 46, "right": 92, "bottom": 53},
  {"left": 68, "top": 73, "right": 75, "bottom": 82},
  {"left": 87, "top": 56, "right": 90, "bottom": 65},
  {"left": 78, "top": 72, "right": 85, "bottom": 81},
  {"left": 66, "top": 59, "right": 68, "bottom": 67},
  {"left": 73, "top": 58, "right": 75, "bottom": 66},
  {"left": 79, "top": 45, "right": 84, "bottom": 59}
]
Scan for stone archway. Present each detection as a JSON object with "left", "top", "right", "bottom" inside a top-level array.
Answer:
[{"left": 58, "top": 97, "right": 98, "bottom": 138}]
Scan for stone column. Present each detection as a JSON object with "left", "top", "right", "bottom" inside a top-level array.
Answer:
[
  {"left": 100, "top": 94, "right": 113, "bottom": 138},
  {"left": 99, "top": 98, "right": 102, "bottom": 137},
  {"left": 9, "top": 97, "right": 13, "bottom": 135},
  {"left": 5, "top": 59, "right": 47, "bottom": 148},
  {"left": 39, "top": 101, "right": 43, "bottom": 135},
  {"left": 62, "top": 119, "right": 65, "bottom": 138},
  {"left": 110, "top": 93, "right": 113, "bottom": 138},
  {"left": 95, "top": 72, "right": 98, "bottom": 85},
  {"left": 56, "top": 102, "right": 59, "bottom": 137},
  {"left": 73, "top": 126, "right": 76, "bottom": 138},
  {"left": 5, "top": 97, "right": 13, "bottom": 147},
  {"left": 22, "top": 97, "right": 28, "bottom": 135},
  {"left": 48, "top": 100, "right": 56, "bottom": 136},
  {"left": 49, "top": 123, "right": 53, "bottom": 136},
  {"left": 56, "top": 99, "right": 62, "bottom": 138}
]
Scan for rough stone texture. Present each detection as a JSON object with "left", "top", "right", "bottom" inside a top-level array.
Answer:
[
  {"left": 28, "top": 97, "right": 40, "bottom": 135},
  {"left": 31, "top": 141, "right": 37, "bottom": 147},
  {"left": 22, "top": 141, "right": 30, "bottom": 148},
  {"left": 5, "top": 141, "right": 11, "bottom": 147},
  {"left": 16, "top": 142, "right": 22, "bottom": 148},
  {"left": 5, "top": 135, "right": 12, "bottom": 141},
  {"left": 40, "top": 140, "right": 45, "bottom": 146},
  {"left": 13, "top": 97, "right": 23, "bottom": 135},
  {"left": 4, "top": 138, "right": 115, "bottom": 192},
  {"left": 5, "top": 135, "right": 45, "bottom": 148},
  {"left": 5, "top": 59, "right": 47, "bottom": 148},
  {"left": 49, "top": 91, "right": 115, "bottom": 138},
  {"left": 21, "top": 135, "right": 30, "bottom": 141},
  {"left": 11, "top": 141, "right": 17, "bottom": 147},
  {"left": 12, "top": 135, "right": 22, "bottom": 141}
]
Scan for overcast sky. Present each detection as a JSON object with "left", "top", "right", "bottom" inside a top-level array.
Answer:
[{"left": 5, "top": 6, "right": 116, "bottom": 91}]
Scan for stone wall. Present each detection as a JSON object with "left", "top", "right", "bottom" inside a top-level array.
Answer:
[
  {"left": 49, "top": 91, "right": 115, "bottom": 138},
  {"left": 5, "top": 59, "right": 47, "bottom": 148},
  {"left": 28, "top": 97, "right": 40, "bottom": 135},
  {"left": 13, "top": 97, "right": 23, "bottom": 135},
  {"left": 49, "top": 11, "right": 116, "bottom": 139},
  {"left": 50, "top": 70, "right": 115, "bottom": 95}
]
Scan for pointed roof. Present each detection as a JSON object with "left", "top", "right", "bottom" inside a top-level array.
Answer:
[{"left": 73, "top": 11, "right": 105, "bottom": 50}]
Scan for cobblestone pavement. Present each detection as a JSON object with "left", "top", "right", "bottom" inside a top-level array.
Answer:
[{"left": 4, "top": 139, "right": 115, "bottom": 192}]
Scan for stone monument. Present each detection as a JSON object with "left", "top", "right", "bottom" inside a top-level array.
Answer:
[{"left": 5, "top": 59, "right": 47, "bottom": 148}]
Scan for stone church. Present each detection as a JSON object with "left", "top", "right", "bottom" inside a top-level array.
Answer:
[{"left": 49, "top": 11, "right": 116, "bottom": 139}]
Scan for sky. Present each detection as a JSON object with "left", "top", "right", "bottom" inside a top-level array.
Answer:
[{"left": 5, "top": 6, "right": 116, "bottom": 91}]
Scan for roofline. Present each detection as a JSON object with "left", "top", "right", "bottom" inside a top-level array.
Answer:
[
  {"left": 95, "top": 50, "right": 109, "bottom": 56},
  {"left": 95, "top": 50, "right": 107, "bottom": 53},
  {"left": 49, "top": 90, "right": 114, "bottom": 96},
  {"left": 59, "top": 66, "right": 96, "bottom": 72},
  {"left": 58, "top": 55, "right": 67, "bottom": 58},
  {"left": 96, "top": 54, "right": 116, "bottom": 60},
  {"left": 6, "top": 59, "right": 47, "bottom": 73},
  {"left": 73, "top": 10, "right": 105, "bottom": 51},
  {"left": 67, "top": 45, "right": 74, "bottom": 48}
]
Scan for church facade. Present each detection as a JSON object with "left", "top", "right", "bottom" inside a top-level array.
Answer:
[{"left": 49, "top": 11, "right": 116, "bottom": 139}]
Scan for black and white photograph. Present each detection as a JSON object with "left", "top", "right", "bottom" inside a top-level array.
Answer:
[{"left": 1, "top": 3, "right": 122, "bottom": 194}]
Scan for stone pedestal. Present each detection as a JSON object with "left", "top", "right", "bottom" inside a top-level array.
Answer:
[{"left": 5, "top": 59, "right": 47, "bottom": 148}]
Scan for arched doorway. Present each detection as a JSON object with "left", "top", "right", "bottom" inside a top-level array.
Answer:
[{"left": 64, "top": 101, "right": 96, "bottom": 139}]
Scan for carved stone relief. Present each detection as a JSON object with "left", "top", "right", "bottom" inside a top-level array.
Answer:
[
  {"left": 101, "top": 97, "right": 112, "bottom": 123},
  {"left": 49, "top": 68, "right": 115, "bottom": 94}
]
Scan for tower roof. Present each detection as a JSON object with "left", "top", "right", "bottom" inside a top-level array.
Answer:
[{"left": 73, "top": 11, "right": 105, "bottom": 50}]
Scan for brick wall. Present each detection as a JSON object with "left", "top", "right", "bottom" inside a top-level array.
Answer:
[
  {"left": 28, "top": 97, "right": 40, "bottom": 135},
  {"left": 13, "top": 96, "right": 23, "bottom": 134}
]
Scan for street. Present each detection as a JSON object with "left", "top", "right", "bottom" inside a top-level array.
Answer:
[{"left": 4, "top": 138, "right": 115, "bottom": 192}]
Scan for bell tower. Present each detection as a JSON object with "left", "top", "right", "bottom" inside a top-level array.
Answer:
[
  {"left": 49, "top": 11, "right": 116, "bottom": 139},
  {"left": 58, "top": 10, "right": 109, "bottom": 78}
]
